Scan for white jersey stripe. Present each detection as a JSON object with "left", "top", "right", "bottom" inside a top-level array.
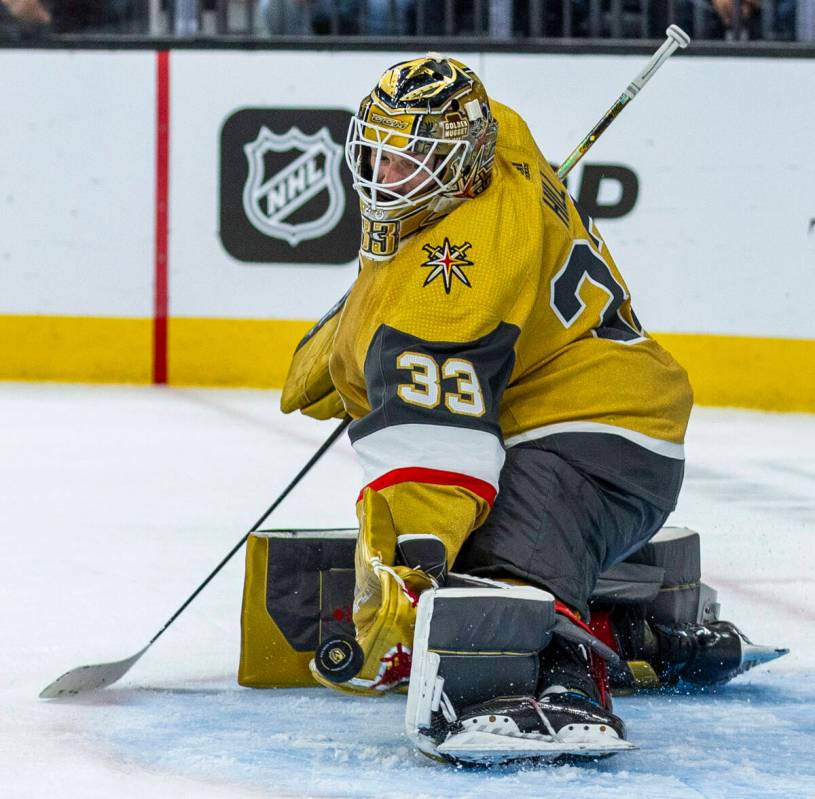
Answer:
[
  {"left": 352, "top": 423, "right": 505, "bottom": 490},
  {"left": 504, "top": 421, "right": 685, "bottom": 460}
]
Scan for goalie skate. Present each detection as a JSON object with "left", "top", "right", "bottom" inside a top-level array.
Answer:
[
  {"left": 406, "top": 584, "right": 636, "bottom": 766},
  {"left": 652, "top": 620, "right": 789, "bottom": 687},
  {"left": 434, "top": 694, "right": 636, "bottom": 766}
]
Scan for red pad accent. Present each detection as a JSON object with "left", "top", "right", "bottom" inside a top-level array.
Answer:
[
  {"left": 587, "top": 608, "right": 619, "bottom": 654},
  {"left": 554, "top": 601, "right": 612, "bottom": 710},
  {"left": 373, "top": 642, "right": 412, "bottom": 689},
  {"left": 357, "top": 467, "right": 497, "bottom": 506}
]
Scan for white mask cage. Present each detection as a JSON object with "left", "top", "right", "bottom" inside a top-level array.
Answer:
[{"left": 345, "top": 116, "right": 472, "bottom": 211}]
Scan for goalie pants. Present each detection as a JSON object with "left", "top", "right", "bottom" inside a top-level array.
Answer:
[{"left": 454, "top": 432, "right": 684, "bottom": 618}]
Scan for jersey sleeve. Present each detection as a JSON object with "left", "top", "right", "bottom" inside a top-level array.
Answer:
[
  {"left": 280, "top": 289, "right": 350, "bottom": 420},
  {"left": 349, "top": 320, "right": 520, "bottom": 565}
]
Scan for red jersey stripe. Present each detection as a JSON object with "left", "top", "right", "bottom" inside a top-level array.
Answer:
[{"left": 357, "top": 467, "right": 497, "bottom": 506}]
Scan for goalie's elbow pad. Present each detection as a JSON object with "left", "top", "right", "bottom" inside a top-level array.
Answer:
[{"left": 280, "top": 297, "right": 347, "bottom": 420}]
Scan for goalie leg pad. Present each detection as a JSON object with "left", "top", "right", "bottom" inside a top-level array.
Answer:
[{"left": 406, "top": 584, "right": 557, "bottom": 756}]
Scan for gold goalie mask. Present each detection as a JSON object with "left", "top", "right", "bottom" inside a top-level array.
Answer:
[{"left": 346, "top": 54, "right": 498, "bottom": 260}]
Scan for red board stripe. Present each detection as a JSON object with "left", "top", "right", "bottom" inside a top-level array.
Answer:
[
  {"left": 153, "top": 50, "right": 170, "bottom": 385},
  {"left": 357, "top": 467, "right": 497, "bottom": 506}
]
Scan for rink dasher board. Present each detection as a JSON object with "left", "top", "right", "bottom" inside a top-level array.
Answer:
[{"left": 0, "top": 50, "right": 813, "bottom": 408}]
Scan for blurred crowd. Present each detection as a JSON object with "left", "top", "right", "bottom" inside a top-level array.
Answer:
[
  {"left": 0, "top": 1, "right": 146, "bottom": 34},
  {"left": 0, "top": 0, "right": 811, "bottom": 40}
]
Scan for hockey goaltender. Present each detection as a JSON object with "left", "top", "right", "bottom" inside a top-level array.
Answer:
[{"left": 279, "top": 54, "right": 787, "bottom": 765}]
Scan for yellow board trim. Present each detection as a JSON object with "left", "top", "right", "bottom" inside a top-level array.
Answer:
[
  {"left": 2, "top": 315, "right": 813, "bottom": 414},
  {"left": 0, "top": 314, "right": 152, "bottom": 384},
  {"left": 168, "top": 317, "right": 313, "bottom": 388},
  {"left": 654, "top": 332, "right": 815, "bottom": 413}
]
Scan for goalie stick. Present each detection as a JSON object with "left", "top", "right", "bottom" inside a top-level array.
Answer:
[
  {"left": 39, "top": 417, "right": 351, "bottom": 699},
  {"left": 556, "top": 25, "right": 690, "bottom": 180},
  {"left": 42, "top": 26, "right": 690, "bottom": 700}
]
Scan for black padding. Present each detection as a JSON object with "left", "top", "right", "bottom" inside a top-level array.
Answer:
[
  {"left": 264, "top": 532, "right": 356, "bottom": 651},
  {"left": 551, "top": 616, "right": 619, "bottom": 663},
  {"left": 396, "top": 535, "right": 448, "bottom": 583},
  {"left": 591, "top": 561, "right": 665, "bottom": 605},
  {"left": 426, "top": 591, "right": 556, "bottom": 708},
  {"left": 648, "top": 586, "right": 705, "bottom": 625},
  {"left": 428, "top": 593, "right": 555, "bottom": 653},
  {"left": 319, "top": 569, "right": 356, "bottom": 642},
  {"left": 438, "top": 654, "right": 540, "bottom": 707},
  {"left": 627, "top": 528, "right": 701, "bottom": 586},
  {"left": 593, "top": 528, "right": 704, "bottom": 625}
]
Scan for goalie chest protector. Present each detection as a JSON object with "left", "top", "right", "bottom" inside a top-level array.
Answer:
[{"left": 238, "top": 529, "right": 356, "bottom": 688}]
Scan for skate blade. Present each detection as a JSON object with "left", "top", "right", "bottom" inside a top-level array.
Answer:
[
  {"left": 437, "top": 729, "right": 637, "bottom": 764},
  {"left": 740, "top": 642, "right": 789, "bottom": 673}
]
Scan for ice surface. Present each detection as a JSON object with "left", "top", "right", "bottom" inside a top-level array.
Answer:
[{"left": 2, "top": 384, "right": 813, "bottom": 798}]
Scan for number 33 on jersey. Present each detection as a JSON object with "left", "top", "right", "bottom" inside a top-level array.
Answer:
[{"left": 295, "top": 101, "right": 692, "bottom": 520}]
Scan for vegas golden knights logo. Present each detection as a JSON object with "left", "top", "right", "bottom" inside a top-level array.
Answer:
[{"left": 421, "top": 238, "right": 474, "bottom": 293}]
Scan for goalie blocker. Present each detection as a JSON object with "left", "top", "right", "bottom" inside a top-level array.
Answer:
[{"left": 239, "top": 526, "right": 787, "bottom": 693}]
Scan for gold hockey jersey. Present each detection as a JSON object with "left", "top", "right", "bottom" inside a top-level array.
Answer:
[{"left": 284, "top": 99, "right": 692, "bottom": 564}]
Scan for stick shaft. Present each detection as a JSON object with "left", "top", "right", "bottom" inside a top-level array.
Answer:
[
  {"left": 40, "top": 416, "right": 351, "bottom": 698},
  {"left": 149, "top": 417, "right": 351, "bottom": 645},
  {"left": 557, "top": 26, "right": 689, "bottom": 180}
]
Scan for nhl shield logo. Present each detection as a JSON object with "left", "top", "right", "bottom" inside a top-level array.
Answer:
[{"left": 242, "top": 126, "right": 345, "bottom": 247}]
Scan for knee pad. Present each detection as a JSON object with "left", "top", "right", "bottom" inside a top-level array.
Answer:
[{"left": 405, "top": 585, "right": 557, "bottom": 754}]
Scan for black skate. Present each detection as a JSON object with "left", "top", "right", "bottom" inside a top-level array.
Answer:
[
  {"left": 653, "top": 620, "right": 789, "bottom": 687},
  {"left": 437, "top": 692, "right": 633, "bottom": 765},
  {"left": 610, "top": 612, "right": 789, "bottom": 690},
  {"left": 434, "top": 639, "right": 635, "bottom": 765}
]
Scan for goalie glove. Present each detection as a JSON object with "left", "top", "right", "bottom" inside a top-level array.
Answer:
[
  {"left": 280, "top": 292, "right": 348, "bottom": 421},
  {"left": 310, "top": 490, "right": 444, "bottom": 695}
]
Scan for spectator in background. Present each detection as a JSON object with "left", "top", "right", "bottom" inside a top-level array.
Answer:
[
  {"left": 711, "top": 0, "right": 763, "bottom": 37},
  {"left": 0, "top": 0, "right": 48, "bottom": 37},
  {"left": 1, "top": 0, "right": 145, "bottom": 34},
  {"left": 259, "top": 0, "right": 312, "bottom": 34},
  {"left": 643, "top": 0, "right": 796, "bottom": 41},
  {"left": 366, "top": 0, "right": 412, "bottom": 35},
  {"left": 1, "top": 0, "right": 50, "bottom": 23},
  {"left": 261, "top": 0, "right": 364, "bottom": 35},
  {"left": 49, "top": 0, "right": 145, "bottom": 33}
]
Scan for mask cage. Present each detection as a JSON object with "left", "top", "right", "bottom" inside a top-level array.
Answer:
[{"left": 345, "top": 116, "right": 472, "bottom": 211}]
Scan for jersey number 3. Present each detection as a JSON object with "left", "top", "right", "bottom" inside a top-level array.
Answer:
[
  {"left": 550, "top": 242, "right": 644, "bottom": 343},
  {"left": 396, "top": 352, "right": 485, "bottom": 417}
]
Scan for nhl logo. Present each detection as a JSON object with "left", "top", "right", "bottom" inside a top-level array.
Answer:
[
  {"left": 220, "top": 108, "right": 359, "bottom": 264},
  {"left": 242, "top": 126, "right": 345, "bottom": 247}
]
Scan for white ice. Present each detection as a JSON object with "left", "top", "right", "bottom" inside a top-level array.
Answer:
[{"left": 2, "top": 384, "right": 813, "bottom": 798}]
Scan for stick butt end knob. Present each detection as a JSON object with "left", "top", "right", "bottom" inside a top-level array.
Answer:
[{"left": 666, "top": 24, "right": 691, "bottom": 48}]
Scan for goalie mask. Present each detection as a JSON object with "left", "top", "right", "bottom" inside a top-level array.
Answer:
[{"left": 346, "top": 54, "right": 498, "bottom": 260}]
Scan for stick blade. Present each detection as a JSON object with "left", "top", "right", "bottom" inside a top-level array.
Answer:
[{"left": 39, "top": 645, "right": 150, "bottom": 699}]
